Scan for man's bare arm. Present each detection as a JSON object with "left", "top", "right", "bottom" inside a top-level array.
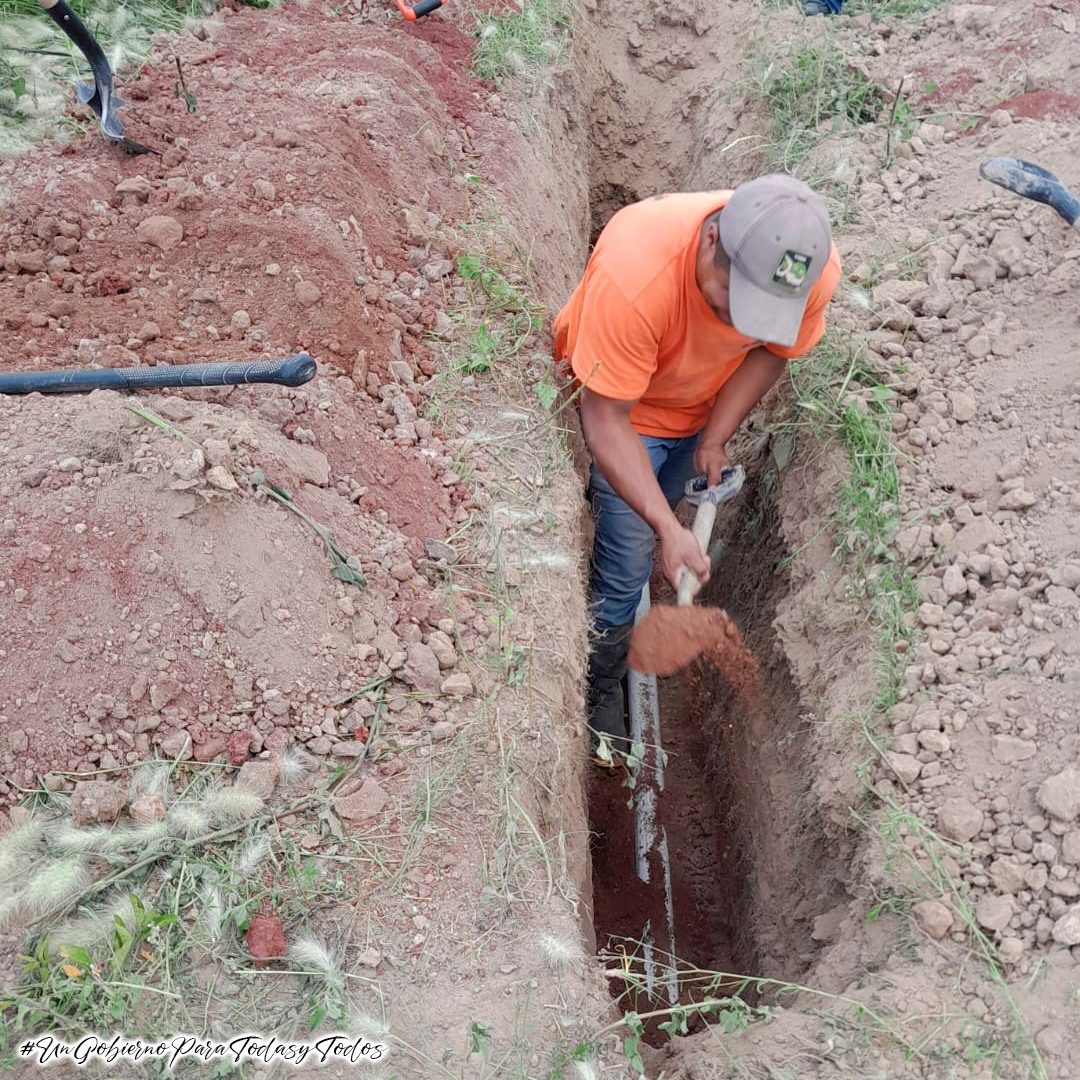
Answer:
[
  {"left": 694, "top": 346, "right": 786, "bottom": 483},
  {"left": 580, "top": 388, "right": 710, "bottom": 590}
]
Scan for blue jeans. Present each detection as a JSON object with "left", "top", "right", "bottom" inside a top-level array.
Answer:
[{"left": 589, "top": 433, "right": 700, "bottom": 630}]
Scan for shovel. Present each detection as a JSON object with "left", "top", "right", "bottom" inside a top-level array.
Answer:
[
  {"left": 979, "top": 157, "right": 1079, "bottom": 229},
  {"left": 35, "top": 0, "right": 156, "bottom": 154},
  {"left": 629, "top": 466, "right": 745, "bottom": 676}
]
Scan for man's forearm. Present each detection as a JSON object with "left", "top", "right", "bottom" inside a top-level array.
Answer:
[
  {"left": 581, "top": 396, "right": 680, "bottom": 539},
  {"left": 699, "top": 346, "right": 787, "bottom": 449}
]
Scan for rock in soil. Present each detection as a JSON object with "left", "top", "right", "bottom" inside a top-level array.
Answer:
[
  {"left": 333, "top": 778, "right": 389, "bottom": 822},
  {"left": 71, "top": 780, "right": 126, "bottom": 826},
  {"left": 246, "top": 913, "right": 287, "bottom": 968},
  {"left": 912, "top": 899, "right": 953, "bottom": 940}
]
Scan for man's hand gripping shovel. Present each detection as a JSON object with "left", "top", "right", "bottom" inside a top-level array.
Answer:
[{"left": 629, "top": 465, "right": 745, "bottom": 676}]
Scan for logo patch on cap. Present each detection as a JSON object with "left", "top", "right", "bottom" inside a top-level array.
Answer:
[{"left": 772, "top": 250, "right": 813, "bottom": 290}]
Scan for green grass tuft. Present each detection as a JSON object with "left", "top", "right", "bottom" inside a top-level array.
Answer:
[
  {"left": 846, "top": 0, "right": 948, "bottom": 19},
  {"left": 758, "top": 41, "right": 884, "bottom": 172},
  {"left": 472, "top": 0, "right": 572, "bottom": 83}
]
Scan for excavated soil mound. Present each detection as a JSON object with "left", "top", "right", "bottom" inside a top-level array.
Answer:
[{"left": 0, "top": 3, "right": 504, "bottom": 808}]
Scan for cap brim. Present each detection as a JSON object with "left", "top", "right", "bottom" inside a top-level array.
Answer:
[{"left": 728, "top": 264, "right": 807, "bottom": 349}]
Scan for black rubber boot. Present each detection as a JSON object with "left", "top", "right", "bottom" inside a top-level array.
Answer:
[{"left": 586, "top": 623, "right": 633, "bottom": 764}]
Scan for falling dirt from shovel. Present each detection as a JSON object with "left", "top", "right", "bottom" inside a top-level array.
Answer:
[{"left": 629, "top": 605, "right": 760, "bottom": 695}]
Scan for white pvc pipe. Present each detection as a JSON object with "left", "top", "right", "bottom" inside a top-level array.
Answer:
[
  {"left": 629, "top": 584, "right": 661, "bottom": 883},
  {"left": 628, "top": 583, "right": 678, "bottom": 1005}
]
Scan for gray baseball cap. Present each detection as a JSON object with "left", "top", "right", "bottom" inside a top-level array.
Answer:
[{"left": 719, "top": 174, "right": 831, "bottom": 348}]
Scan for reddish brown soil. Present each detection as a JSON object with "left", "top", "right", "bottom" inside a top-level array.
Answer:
[
  {"left": 995, "top": 89, "right": 1080, "bottom": 120},
  {"left": 915, "top": 68, "right": 977, "bottom": 106},
  {"left": 629, "top": 603, "right": 759, "bottom": 691},
  {"left": 0, "top": 2, "right": 507, "bottom": 804}
]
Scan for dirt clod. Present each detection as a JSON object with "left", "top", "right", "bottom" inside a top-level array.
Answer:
[
  {"left": 245, "top": 913, "right": 287, "bottom": 969},
  {"left": 629, "top": 603, "right": 759, "bottom": 693}
]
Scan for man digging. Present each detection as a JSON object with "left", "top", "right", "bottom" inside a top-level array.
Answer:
[{"left": 554, "top": 175, "right": 842, "bottom": 766}]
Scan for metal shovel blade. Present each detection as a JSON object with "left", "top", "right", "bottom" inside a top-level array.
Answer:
[{"left": 40, "top": 0, "right": 155, "bottom": 151}]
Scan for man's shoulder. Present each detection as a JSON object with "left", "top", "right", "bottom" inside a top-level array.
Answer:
[
  {"left": 591, "top": 191, "right": 731, "bottom": 303},
  {"left": 815, "top": 242, "right": 843, "bottom": 301}
]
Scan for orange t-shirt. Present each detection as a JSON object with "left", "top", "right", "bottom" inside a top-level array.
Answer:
[{"left": 552, "top": 191, "right": 842, "bottom": 437}]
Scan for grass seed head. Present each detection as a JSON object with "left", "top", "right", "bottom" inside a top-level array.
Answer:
[
  {"left": 167, "top": 804, "right": 211, "bottom": 839},
  {"left": 204, "top": 787, "right": 264, "bottom": 824},
  {"left": 289, "top": 933, "right": 342, "bottom": 980},
  {"left": 234, "top": 835, "right": 271, "bottom": 879},
  {"left": 21, "top": 858, "right": 91, "bottom": 919},
  {"left": 538, "top": 933, "right": 585, "bottom": 972}
]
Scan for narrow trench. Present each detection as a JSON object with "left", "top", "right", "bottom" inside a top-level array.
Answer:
[
  {"left": 579, "top": 0, "right": 851, "bottom": 1041},
  {"left": 587, "top": 471, "right": 850, "bottom": 1038}
]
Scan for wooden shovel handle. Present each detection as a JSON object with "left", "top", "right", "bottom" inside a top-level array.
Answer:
[{"left": 675, "top": 500, "right": 718, "bottom": 606}]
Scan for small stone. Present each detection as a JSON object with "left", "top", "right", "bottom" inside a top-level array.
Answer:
[
  {"left": 246, "top": 913, "right": 286, "bottom": 968},
  {"left": 917, "top": 603, "right": 945, "bottom": 627},
  {"left": 999, "top": 488, "right": 1036, "bottom": 511},
  {"left": 294, "top": 280, "right": 322, "bottom": 307},
  {"left": 918, "top": 729, "right": 951, "bottom": 753},
  {"left": 206, "top": 465, "right": 239, "bottom": 492},
  {"left": 71, "top": 780, "right": 126, "bottom": 826},
  {"left": 116, "top": 175, "right": 154, "bottom": 200},
  {"left": 330, "top": 741, "right": 368, "bottom": 757},
  {"left": 986, "top": 587, "right": 1020, "bottom": 614},
  {"left": 992, "top": 735, "right": 1037, "bottom": 765},
  {"left": 887, "top": 752, "right": 922, "bottom": 786},
  {"left": 1061, "top": 831, "right": 1080, "bottom": 865},
  {"left": 975, "top": 895, "right": 1013, "bottom": 932},
  {"left": 938, "top": 797, "right": 983, "bottom": 842},
  {"left": 1037, "top": 768, "right": 1080, "bottom": 822},
  {"left": 1051, "top": 906, "right": 1080, "bottom": 946},
  {"left": 57, "top": 456, "right": 83, "bottom": 472},
  {"left": 235, "top": 760, "right": 280, "bottom": 801},
  {"left": 943, "top": 564, "right": 967, "bottom": 598},
  {"left": 129, "top": 793, "right": 166, "bottom": 824},
  {"left": 401, "top": 642, "right": 441, "bottom": 692},
  {"left": 912, "top": 899, "right": 953, "bottom": 939},
  {"left": 136, "top": 215, "right": 184, "bottom": 252},
  {"left": 253, "top": 179, "right": 276, "bottom": 201},
  {"left": 949, "top": 391, "right": 977, "bottom": 422},
  {"left": 149, "top": 677, "right": 182, "bottom": 711},
  {"left": 440, "top": 672, "right": 473, "bottom": 697},
  {"left": 334, "top": 778, "right": 389, "bottom": 822},
  {"left": 989, "top": 858, "right": 1025, "bottom": 894},
  {"left": 426, "top": 629, "right": 456, "bottom": 669},
  {"left": 357, "top": 947, "right": 381, "bottom": 968}
]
